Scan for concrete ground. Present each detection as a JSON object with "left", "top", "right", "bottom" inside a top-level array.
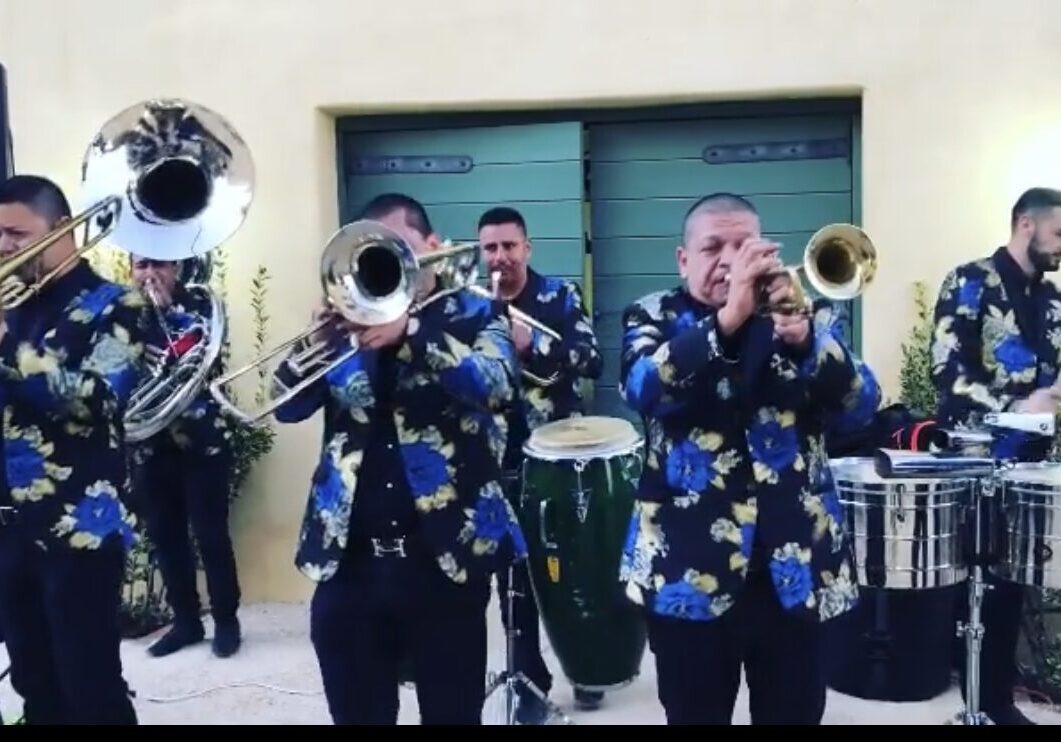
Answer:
[{"left": 0, "top": 599, "right": 1057, "bottom": 725}]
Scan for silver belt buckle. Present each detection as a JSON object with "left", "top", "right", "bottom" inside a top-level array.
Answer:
[{"left": 370, "top": 537, "right": 406, "bottom": 558}]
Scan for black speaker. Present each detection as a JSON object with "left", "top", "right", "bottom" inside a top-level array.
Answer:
[{"left": 0, "top": 63, "right": 12, "bottom": 179}]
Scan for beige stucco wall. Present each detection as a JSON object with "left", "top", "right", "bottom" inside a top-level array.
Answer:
[{"left": 2, "top": 0, "right": 1060, "bottom": 602}]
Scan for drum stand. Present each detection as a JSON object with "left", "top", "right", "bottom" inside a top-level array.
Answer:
[
  {"left": 955, "top": 475, "right": 993, "bottom": 726},
  {"left": 483, "top": 561, "right": 573, "bottom": 726}
]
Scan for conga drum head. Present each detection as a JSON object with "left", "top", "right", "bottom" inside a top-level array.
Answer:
[
  {"left": 523, "top": 415, "right": 642, "bottom": 460},
  {"left": 520, "top": 415, "right": 647, "bottom": 692},
  {"left": 994, "top": 462, "right": 1061, "bottom": 590}
]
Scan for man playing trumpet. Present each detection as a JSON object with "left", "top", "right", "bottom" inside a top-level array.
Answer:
[{"left": 618, "top": 192, "right": 870, "bottom": 724}]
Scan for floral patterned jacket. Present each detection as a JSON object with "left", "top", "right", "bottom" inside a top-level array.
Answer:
[
  {"left": 128, "top": 284, "right": 231, "bottom": 465},
  {"left": 0, "top": 261, "right": 146, "bottom": 553},
  {"left": 617, "top": 287, "right": 874, "bottom": 624},
  {"left": 273, "top": 286, "right": 528, "bottom": 585},
  {"left": 931, "top": 248, "right": 1061, "bottom": 461},
  {"left": 503, "top": 269, "right": 603, "bottom": 469}
]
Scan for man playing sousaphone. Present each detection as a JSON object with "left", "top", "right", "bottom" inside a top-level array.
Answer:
[
  {"left": 126, "top": 254, "right": 242, "bottom": 660},
  {"left": 476, "top": 206, "right": 604, "bottom": 722}
]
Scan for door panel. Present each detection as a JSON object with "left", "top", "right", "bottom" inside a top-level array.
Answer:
[
  {"left": 588, "top": 115, "right": 857, "bottom": 424},
  {"left": 341, "top": 121, "right": 586, "bottom": 284}
]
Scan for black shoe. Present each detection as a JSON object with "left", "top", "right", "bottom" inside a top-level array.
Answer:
[
  {"left": 573, "top": 688, "right": 603, "bottom": 710},
  {"left": 212, "top": 617, "right": 241, "bottom": 658},
  {"left": 985, "top": 704, "right": 1035, "bottom": 725},
  {"left": 148, "top": 623, "right": 205, "bottom": 657}
]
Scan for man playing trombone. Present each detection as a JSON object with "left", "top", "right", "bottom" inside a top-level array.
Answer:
[
  {"left": 476, "top": 206, "right": 604, "bottom": 721},
  {"left": 0, "top": 175, "right": 145, "bottom": 724},
  {"left": 127, "top": 255, "right": 242, "bottom": 660},
  {"left": 270, "top": 193, "right": 526, "bottom": 725}
]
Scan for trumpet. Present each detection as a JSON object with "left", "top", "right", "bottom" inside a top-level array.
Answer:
[
  {"left": 724, "top": 223, "right": 877, "bottom": 315},
  {"left": 465, "top": 270, "right": 563, "bottom": 387},
  {"left": 207, "top": 219, "right": 480, "bottom": 425}
]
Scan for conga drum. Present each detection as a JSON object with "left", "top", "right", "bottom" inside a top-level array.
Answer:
[{"left": 520, "top": 415, "right": 647, "bottom": 693}]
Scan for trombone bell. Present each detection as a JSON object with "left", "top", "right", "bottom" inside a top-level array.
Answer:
[{"left": 208, "top": 219, "right": 481, "bottom": 425}]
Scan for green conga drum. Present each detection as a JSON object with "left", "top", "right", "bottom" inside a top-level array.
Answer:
[{"left": 519, "top": 416, "right": 647, "bottom": 693}]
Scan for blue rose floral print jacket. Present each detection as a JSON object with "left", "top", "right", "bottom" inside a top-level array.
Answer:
[
  {"left": 273, "top": 286, "right": 528, "bottom": 585},
  {"left": 931, "top": 249, "right": 1061, "bottom": 461},
  {"left": 0, "top": 261, "right": 146, "bottom": 553},
  {"left": 503, "top": 268, "right": 603, "bottom": 469},
  {"left": 617, "top": 287, "right": 875, "bottom": 624}
]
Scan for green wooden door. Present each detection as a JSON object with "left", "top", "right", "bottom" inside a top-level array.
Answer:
[
  {"left": 339, "top": 122, "right": 586, "bottom": 288},
  {"left": 588, "top": 114, "right": 860, "bottom": 424}
]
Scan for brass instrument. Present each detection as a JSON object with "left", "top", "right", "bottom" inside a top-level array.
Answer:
[
  {"left": 727, "top": 223, "right": 877, "bottom": 315},
  {"left": 0, "top": 98, "right": 252, "bottom": 311},
  {"left": 208, "top": 219, "right": 479, "bottom": 425},
  {"left": 466, "top": 270, "right": 563, "bottom": 387},
  {"left": 0, "top": 99, "right": 253, "bottom": 438}
]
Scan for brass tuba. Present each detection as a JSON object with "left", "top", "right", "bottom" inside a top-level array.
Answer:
[
  {"left": 0, "top": 99, "right": 254, "bottom": 440},
  {"left": 751, "top": 223, "right": 877, "bottom": 315},
  {"left": 208, "top": 219, "right": 478, "bottom": 425}
]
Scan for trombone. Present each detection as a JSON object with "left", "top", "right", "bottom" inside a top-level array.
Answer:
[
  {"left": 466, "top": 270, "right": 562, "bottom": 387},
  {"left": 0, "top": 98, "right": 253, "bottom": 310},
  {"left": 728, "top": 223, "right": 877, "bottom": 315},
  {"left": 207, "top": 220, "right": 480, "bottom": 425}
]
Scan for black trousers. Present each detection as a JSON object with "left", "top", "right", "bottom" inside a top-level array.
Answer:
[
  {"left": 310, "top": 534, "right": 491, "bottom": 725},
  {"left": 131, "top": 445, "right": 240, "bottom": 627},
  {"left": 0, "top": 527, "right": 137, "bottom": 724},
  {"left": 647, "top": 567, "right": 825, "bottom": 725}
]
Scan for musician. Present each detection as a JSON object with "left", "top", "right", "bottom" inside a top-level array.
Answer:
[
  {"left": 127, "top": 255, "right": 242, "bottom": 659},
  {"left": 477, "top": 206, "right": 605, "bottom": 721},
  {"left": 618, "top": 192, "right": 869, "bottom": 725},
  {"left": 0, "top": 175, "right": 145, "bottom": 724},
  {"left": 272, "top": 192, "right": 526, "bottom": 725},
  {"left": 929, "top": 186, "right": 1061, "bottom": 726}
]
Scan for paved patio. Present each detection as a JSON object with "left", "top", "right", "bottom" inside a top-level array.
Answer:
[{"left": 1, "top": 599, "right": 1056, "bottom": 725}]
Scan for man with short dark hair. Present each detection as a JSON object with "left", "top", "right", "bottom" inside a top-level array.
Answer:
[
  {"left": 127, "top": 254, "right": 242, "bottom": 659},
  {"left": 273, "top": 192, "right": 526, "bottom": 725},
  {"left": 619, "top": 192, "right": 871, "bottom": 725},
  {"left": 929, "top": 186, "right": 1061, "bottom": 725},
  {"left": 477, "top": 205, "right": 604, "bottom": 721},
  {"left": 0, "top": 174, "right": 146, "bottom": 724}
]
